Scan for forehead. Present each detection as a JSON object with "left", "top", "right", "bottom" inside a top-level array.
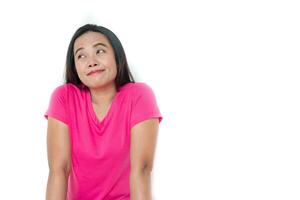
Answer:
[{"left": 74, "top": 31, "right": 110, "bottom": 50}]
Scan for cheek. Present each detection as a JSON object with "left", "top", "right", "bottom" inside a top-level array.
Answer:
[
  {"left": 107, "top": 57, "right": 118, "bottom": 71},
  {"left": 75, "top": 64, "right": 85, "bottom": 77},
  {"left": 108, "top": 63, "right": 117, "bottom": 74}
]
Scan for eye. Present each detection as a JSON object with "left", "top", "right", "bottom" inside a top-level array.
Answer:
[
  {"left": 77, "top": 54, "right": 84, "bottom": 59},
  {"left": 96, "top": 49, "right": 105, "bottom": 54}
]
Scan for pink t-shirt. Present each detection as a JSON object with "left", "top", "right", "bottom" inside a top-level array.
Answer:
[{"left": 44, "top": 82, "right": 163, "bottom": 200}]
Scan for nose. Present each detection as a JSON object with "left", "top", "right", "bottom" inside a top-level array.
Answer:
[
  {"left": 87, "top": 56, "right": 98, "bottom": 68},
  {"left": 88, "top": 62, "right": 98, "bottom": 68}
]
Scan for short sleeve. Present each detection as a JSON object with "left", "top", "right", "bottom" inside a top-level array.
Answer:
[
  {"left": 44, "top": 85, "right": 69, "bottom": 126},
  {"left": 130, "top": 83, "right": 163, "bottom": 129}
]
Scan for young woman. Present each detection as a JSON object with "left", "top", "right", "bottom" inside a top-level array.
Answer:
[{"left": 44, "top": 24, "right": 163, "bottom": 200}]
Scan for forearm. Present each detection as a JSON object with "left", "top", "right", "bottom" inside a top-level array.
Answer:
[
  {"left": 46, "top": 169, "right": 69, "bottom": 200},
  {"left": 130, "top": 169, "right": 152, "bottom": 200}
]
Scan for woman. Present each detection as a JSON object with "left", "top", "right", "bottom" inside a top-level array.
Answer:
[{"left": 44, "top": 24, "right": 163, "bottom": 200}]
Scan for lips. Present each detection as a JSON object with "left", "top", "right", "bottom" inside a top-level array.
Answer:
[{"left": 87, "top": 69, "right": 105, "bottom": 76}]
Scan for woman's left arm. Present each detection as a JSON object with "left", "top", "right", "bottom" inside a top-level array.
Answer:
[{"left": 130, "top": 118, "right": 160, "bottom": 200}]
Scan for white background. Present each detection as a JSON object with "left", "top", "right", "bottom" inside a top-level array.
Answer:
[{"left": 0, "top": 0, "right": 299, "bottom": 199}]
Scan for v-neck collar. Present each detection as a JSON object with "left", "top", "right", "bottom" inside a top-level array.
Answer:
[{"left": 86, "top": 88, "right": 119, "bottom": 127}]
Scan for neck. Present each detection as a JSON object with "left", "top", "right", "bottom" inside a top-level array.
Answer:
[{"left": 89, "top": 83, "right": 117, "bottom": 106}]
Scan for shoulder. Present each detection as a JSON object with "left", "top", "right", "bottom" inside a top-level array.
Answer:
[
  {"left": 120, "top": 82, "right": 154, "bottom": 95},
  {"left": 120, "top": 82, "right": 158, "bottom": 105},
  {"left": 49, "top": 84, "right": 67, "bottom": 97},
  {"left": 50, "top": 83, "right": 83, "bottom": 97}
]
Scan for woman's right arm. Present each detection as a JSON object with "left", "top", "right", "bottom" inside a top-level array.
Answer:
[{"left": 46, "top": 117, "right": 71, "bottom": 200}]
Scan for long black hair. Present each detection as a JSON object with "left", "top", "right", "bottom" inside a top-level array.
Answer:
[{"left": 64, "top": 24, "right": 135, "bottom": 91}]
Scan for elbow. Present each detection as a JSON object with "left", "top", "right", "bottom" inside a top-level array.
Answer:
[
  {"left": 143, "top": 162, "right": 153, "bottom": 174},
  {"left": 132, "top": 162, "right": 153, "bottom": 176},
  {"left": 130, "top": 162, "right": 153, "bottom": 200},
  {"left": 48, "top": 163, "right": 71, "bottom": 176}
]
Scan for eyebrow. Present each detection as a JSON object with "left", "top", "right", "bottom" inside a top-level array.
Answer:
[{"left": 74, "top": 42, "right": 108, "bottom": 56}]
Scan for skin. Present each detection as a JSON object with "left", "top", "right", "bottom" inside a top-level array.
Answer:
[
  {"left": 46, "top": 31, "right": 159, "bottom": 200},
  {"left": 74, "top": 31, "right": 118, "bottom": 120},
  {"left": 130, "top": 118, "right": 159, "bottom": 200},
  {"left": 46, "top": 117, "right": 70, "bottom": 200}
]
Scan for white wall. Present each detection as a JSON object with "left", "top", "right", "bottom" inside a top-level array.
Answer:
[{"left": 0, "top": 0, "right": 299, "bottom": 199}]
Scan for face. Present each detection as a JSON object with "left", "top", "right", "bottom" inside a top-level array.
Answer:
[{"left": 73, "top": 31, "right": 117, "bottom": 89}]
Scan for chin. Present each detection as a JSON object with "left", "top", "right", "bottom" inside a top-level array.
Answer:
[{"left": 87, "top": 81, "right": 112, "bottom": 89}]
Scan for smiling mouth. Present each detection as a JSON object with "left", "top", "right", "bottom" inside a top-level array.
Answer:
[{"left": 87, "top": 69, "right": 105, "bottom": 76}]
